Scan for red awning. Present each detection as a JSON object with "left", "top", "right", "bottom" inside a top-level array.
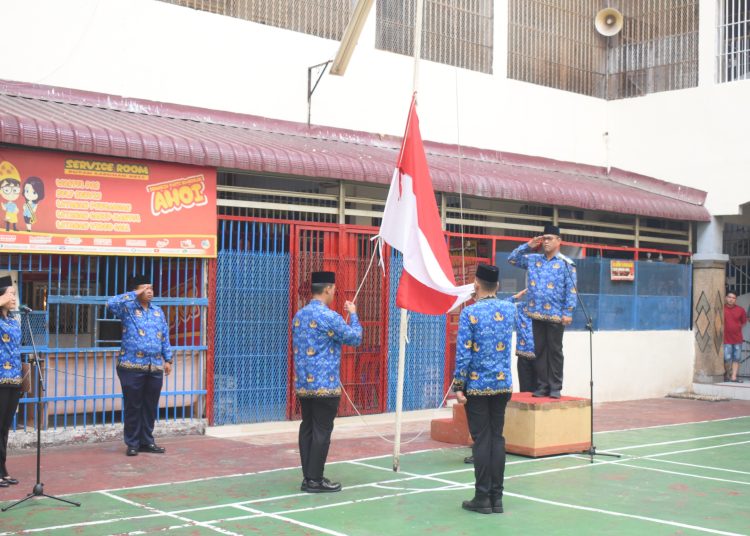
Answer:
[{"left": 0, "top": 80, "right": 709, "bottom": 221}]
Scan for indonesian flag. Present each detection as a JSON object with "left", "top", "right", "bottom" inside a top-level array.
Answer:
[{"left": 378, "top": 96, "right": 474, "bottom": 315}]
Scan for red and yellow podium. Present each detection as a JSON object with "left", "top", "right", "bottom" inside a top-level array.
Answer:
[{"left": 431, "top": 392, "right": 591, "bottom": 457}]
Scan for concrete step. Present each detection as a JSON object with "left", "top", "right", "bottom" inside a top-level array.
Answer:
[{"left": 692, "top": 380, "right": 750, "bottom": 400}]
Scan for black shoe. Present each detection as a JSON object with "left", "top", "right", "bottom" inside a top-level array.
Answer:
[
  {"left": 464, "top": 456, "right": 474, "bottom": 464},
  {"left": 139, "top": 444, "right": 166, "bottom": 454},
  {"left": 461, "top": 497, "right": 492, "bottom": 514},
  {"left": 305, "top": 478, "right": 341, "bottom": 493},
  {"left": 300, "top": 478, "right": 308, "bottom": 491},
  {"left": 2, "top": 476, "right": 18, "bottom": 485},
  {"left": 532, "top": 389, "right": 549, "bottom": 398},
  {"left": 490, "top": 497, "right": 504, "bottom": 514},
  {"left": 549, "top": 390, "right": 561, "bottom": 399},
  {"left": 0, "top": 480, "right": 8, "bottom": 488},
  {"left": 126, "top": 447, "right": 139, "bottom": 456}
]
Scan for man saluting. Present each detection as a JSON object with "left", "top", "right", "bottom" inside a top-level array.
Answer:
[
  {"left": 108, "top": 274, "right": 172, "bottom": 457},
  {"left": 508, "top": 224, "right": 577, "bottom": 398},
  {"left": 293, "top": 271, "right": 362, "bottom": 493}
]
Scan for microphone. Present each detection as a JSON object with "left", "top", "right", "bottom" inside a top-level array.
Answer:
[{"left": 19, "top": 305, "right": 32, "bottom": 314}]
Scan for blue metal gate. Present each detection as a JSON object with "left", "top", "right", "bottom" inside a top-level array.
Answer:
[
  {"left": 212, "top": 220, "right": 291, "bottom": 424},
  {"left": 2, "top": 252, "right": 207, "bottom": 432}
]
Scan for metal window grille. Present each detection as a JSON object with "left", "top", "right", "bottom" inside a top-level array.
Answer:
[
  {"left": 508, "top": 0, "right": 699, "bottom": 99},
  {"left": 376, "top": 0, "right": 494, "bottom": 74},
  {"left": 160, "top": 0, "right": 351, "bottom": 40},
  {"left": 609, "top": 1, "right": 699, "bottom": 99},
  {"left": 718, "top": 0, "right": 750, "bottom": 82},
  {"left": 725, "top": 223, "right": 750, "bottom": 296},
  {"left": 1, "top": 253, "right": 207, "bottom": 432}
]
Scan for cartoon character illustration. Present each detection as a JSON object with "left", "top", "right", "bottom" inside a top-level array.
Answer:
[
  {"left": 22, "top": 176, "right": 45, "bottom": 232},
  {"left": 0, "top": 161, "right": 22, "bottom": 232}
]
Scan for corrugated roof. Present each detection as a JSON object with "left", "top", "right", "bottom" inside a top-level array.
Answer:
[{"left": 0, "top": 80, "right": 709, "bottom": 221}]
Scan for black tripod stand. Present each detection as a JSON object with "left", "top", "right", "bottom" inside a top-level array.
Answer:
[
  {"left": 563, "top": 261, "right": 620, "bottom": 464},
  {"left": 2, "top": 309, "right": 80, "bottom": 511}
]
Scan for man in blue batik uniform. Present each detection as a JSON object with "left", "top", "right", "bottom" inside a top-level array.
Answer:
[
  {"left": 292, "top": 271, "right": 362, "bottom": 493},
  {"left": 514, "top": 292, "right": 537, "bottom": 392},
  {"left": 108, "top": 274, "right": 173, "bottom": 457},
  {"left": 508, "top": 224, "right": 577, "bottom": 398},
  {"left": 453, "top": 263, "right": 515, "bottom": 514}
]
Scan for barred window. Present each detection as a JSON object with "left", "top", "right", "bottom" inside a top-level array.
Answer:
[
  {"left": 508, "top": 0, "right": 699, "bottom": 100},
  {"left": 718, "top": 0, "right": 750, "bottom": 82},
  {"left": 609, "top": 1, "right": 699, "bottom": 99},
  {"left": 160, "top": 0, "right": 351, "bottom": 40},
  {"left": 376, "top": 0, "right": 494, "bottom": 74}
]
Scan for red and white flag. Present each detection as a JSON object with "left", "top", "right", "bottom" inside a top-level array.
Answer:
[{"left": 378, "top": 96, "right": 473, "bottom": 315}]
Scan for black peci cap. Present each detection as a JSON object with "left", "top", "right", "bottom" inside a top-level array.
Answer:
[
  {"left": 543, "top": 224, "right": 561, "bottom": 237},
  {"left": 475, "top": 263, "right": 499, "bottom": 283},
  {"left": 0, "top": 276, "right": 12, "bottom": 289},
  {"left": 311, "top": 271, "right": 335, "bottom": 285},
  {"left": 127, "top": 274, "right": 151, "bottom": 291}
]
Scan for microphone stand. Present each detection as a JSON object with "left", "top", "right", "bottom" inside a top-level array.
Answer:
[
  {"left": 2, "top": 310, "right": 80, "bottom": 511},
  {"left": 562, "top": 260, "right": 620, "bottom": 464}
]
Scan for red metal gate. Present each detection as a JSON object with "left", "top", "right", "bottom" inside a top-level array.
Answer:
[{"left": 288, "top": 225, "right": 390, "bottom": 418}]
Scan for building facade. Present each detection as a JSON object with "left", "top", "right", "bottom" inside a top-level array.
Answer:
[{"left": 0, "top": 0, "right": 747, "bottom": 433}]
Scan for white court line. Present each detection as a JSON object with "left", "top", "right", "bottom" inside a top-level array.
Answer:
[
  {"left": 99, "top": 491, "right": 243, "bottom": 536},
  {"left": 205, "top": 484, "right": 465, "bottom": 526},
  {"left": 0, "top": 474, "right": 425, "bottom": 535},
  {"left": 502, "top": 491, "right": 747, "bottom": 536},
  {"left": 641, "top": 439, "right": 750, "bottom": 459},
  {"left": 609, "top": 431, "right": 750, "bottom": 452},
  {"left": 0, "top": 513, "right": 167, "bottom": 535},
  {"left": 614, "top": 462, "right": 750, "bottom": 487},
  {"left": 233, "top": 503, "right": 350, "bottom": 536},
  {"left": 5, "top": 431, "right": 750, "bottom": 536},
  {"left": 595, "top": 415, "right": 750, "bottom": 434},
  {"left": 649, "top": 459, "right": 750, "bottom": 476}
]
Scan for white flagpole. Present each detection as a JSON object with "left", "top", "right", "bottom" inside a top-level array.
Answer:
[{"left": 393, "top": 0, "right": 425, "bottom": 473}]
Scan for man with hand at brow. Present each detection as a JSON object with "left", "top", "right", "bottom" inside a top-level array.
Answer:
[
  {"left": 508, "top": 224, "right": 577, "bottom": 398},
  {"left": 108, "top": 274, "right": 173, "bottom": 457}
]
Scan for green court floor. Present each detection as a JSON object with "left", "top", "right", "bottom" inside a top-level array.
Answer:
[{"left": 1, "top": 416, "right": 748, "bottom": 535}]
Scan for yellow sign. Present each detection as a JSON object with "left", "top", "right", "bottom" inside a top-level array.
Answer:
[{"left": 611, "top": 260, "right": 635, "bottom": 281}]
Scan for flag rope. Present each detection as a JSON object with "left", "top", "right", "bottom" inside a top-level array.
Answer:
[
  {"left": 339, "top": 381, "right": 453, "bottom": 445},
  {"left": 454, "top": 68, "right": 467, "bottom": 284}
]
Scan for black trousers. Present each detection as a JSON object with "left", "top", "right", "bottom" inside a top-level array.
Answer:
[
  {"left": 0, "top": 388, "right": 21, "bottom": 477},
  {"left": 298, "top": 396, "right": 339, "bottom": 481},
  {"left": 117, "top": 368, "right": 163, "bottom": 449},
  {"left": 532, "top": 320, "right": 566, "bottom": 393},
  {"left": 516, "top": 357, "right": 538, "bottom": 392},
  {"left": 465, "top": 393, "right": 511, "bottom": 500}
]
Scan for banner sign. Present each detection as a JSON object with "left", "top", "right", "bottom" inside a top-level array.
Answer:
[
  {"left": 0, "top": 148, "right": 216, "bottom": 257},
  {"left": 610, "top": 260, "right": 635, "bottom": 281}
]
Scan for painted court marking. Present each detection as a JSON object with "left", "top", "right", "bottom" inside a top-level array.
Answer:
[
  {"left": 2, "top": 425, "right": 749, "bottom": 536},
  {"left": 649, "top": 458, "right": 750, "bottom": 476},
  {"left": 99, "top": 491, "right": 244, "bottom": 536}
]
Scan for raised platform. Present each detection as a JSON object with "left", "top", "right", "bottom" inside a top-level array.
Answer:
[{"left": 431, "top": 392, "right": 592, "bottom": 457}]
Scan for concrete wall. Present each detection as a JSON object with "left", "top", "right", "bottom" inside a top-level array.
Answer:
[
  {"left": 0, "top": 0, "right": 607, "bottom": 174},
  {"left": 512, "top": 330, "right": 695, "bottom": 402},
  {"left": 4, "top": 1, "right": 746, "bottom": 216}
]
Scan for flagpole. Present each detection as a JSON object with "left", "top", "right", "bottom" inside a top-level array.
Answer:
[{"left": 393, "top": 0, "right": 425, "bottom": 474}]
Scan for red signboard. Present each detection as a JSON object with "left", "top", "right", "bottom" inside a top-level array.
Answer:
[{"left": 0, "top": 148, "right": 216, "bottom": 257}]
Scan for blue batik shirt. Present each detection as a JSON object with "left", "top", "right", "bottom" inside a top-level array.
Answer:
[
  {"left": 514, "top": 301, "right": 535, "bottom": 359},
  {"left": 0, "top": 313, "right": 22, "bottom": 387},
  {"left": 107, "top": 292, "right": 172, "bottom": 372},
  {"left": 292, "top": 299, "right": 362, "bottom": 397},
  {"left": 508, "top": 243, "right": 577, "bottom": 323},
  {"left": 452, "top": 297, "right": 515, "bottom": 395}
]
